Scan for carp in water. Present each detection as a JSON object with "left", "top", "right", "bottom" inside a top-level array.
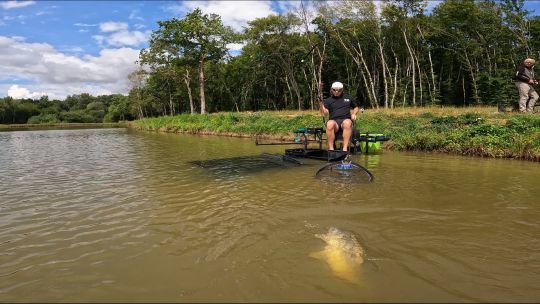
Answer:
[{"left": 310, "top": 227, "right": 365, "bottom": 284}]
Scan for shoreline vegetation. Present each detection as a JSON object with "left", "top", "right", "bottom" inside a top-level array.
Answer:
[
  {"left": 129, "top": 107, "right": 540, "bottom": 162},
  {"left": 0, "top": 122, "right": 126, "bottom": 130},
  {"left": 3, "top": 107, "right": 538, "bottom": 161}
]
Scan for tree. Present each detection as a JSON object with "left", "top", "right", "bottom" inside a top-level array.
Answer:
[
  {"left": 143, "top": 8, "right": 236, "bottom": 114},
  {"left": 128, "top": 69, "right": 149, "bottom": 119},
  {"left": 245, "top": 14, "right": 309, "bottom": 110},
  {"left": 104, "top": 95, "right": 132, "bottom": 122},
  {"left": 65, "top": 93, "right": 94, "bottom": 111}
]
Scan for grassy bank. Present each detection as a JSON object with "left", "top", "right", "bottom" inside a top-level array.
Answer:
[{"left": 130, "top": 107, "right": 540, "bottom": 161}]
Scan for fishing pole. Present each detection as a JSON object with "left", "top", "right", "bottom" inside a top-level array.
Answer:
[{"left": 300, "top": 44, "right": 318, "bottom": 63}]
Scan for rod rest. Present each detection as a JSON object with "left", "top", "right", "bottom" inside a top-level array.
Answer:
[
  {"left": 295, "top": 127, "right": 323, "bottom": 135},
  {"left": 356, "top": 134, "right": 391, "bottom": 142}
]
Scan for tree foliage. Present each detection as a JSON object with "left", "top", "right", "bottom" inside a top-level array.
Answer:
[
  {"left": 139, "top": 8, "right": 236, "bottom": 115},
  {"left": 132, "top": 0, "right": 536, "bottom": 115}
]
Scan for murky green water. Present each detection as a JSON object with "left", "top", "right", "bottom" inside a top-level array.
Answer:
[{"left": 1, "top": 128, "right": 539, "bottom": 302}]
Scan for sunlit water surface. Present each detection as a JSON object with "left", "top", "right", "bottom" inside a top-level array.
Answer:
[{"left": 0, "top": 128, "right": 539, "bottom": 302}]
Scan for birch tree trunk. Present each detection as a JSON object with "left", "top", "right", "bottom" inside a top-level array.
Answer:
[
  {"left": 412, "top": 50, "right": 423, "bottom": 106},
  {"left": 316, "top": 38, "right": 327, "bottom": 102},
  {"left": 356, "top": 43, "right": 379, "bottom": 109},
  {"left": 167, "top": 78, "right": 175, "bottom": 116},
  {"left": 333, "top": 29, "right": 377, "bottom": 107},
  {"left": 389, "top": 48, "right": 399, "bottom": 109},
  {"left": 402, "top": 29, "right": 416, "bottom": 106},
  {"left": 198, "top": 57, "right": 206, "bottom": 114},
  {"left": 377, "top": 41, "right": 389, "bottom": 109},
  {"left": 184, "top": 69, "right": 194, "bottom": 114},
  {"left": 416, "top": 25, "right": 437, "bottom": 104},
  {"left": 463, "top": 50, "right": 479, "bottom": 104}
]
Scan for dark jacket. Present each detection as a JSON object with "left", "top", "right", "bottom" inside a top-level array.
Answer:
[{"left": 514, "top": 64, "right": 535, "bottom": 83}]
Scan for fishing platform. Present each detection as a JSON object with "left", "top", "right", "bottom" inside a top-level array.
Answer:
[{"left": 255, "top": 126, "right": 390, "bottom": 182}]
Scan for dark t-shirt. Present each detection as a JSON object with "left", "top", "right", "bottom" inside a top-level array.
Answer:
[{"left": 323, "top": 93, "right": 358, "bottom": 120}]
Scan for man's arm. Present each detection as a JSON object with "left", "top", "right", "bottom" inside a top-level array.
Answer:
[
  {"left": 532, "top": 68, "right": 539, "bottom": 85},
  {"left": 351, "top": 106, "right": 359, "bottom": 121},
  {"left": 350, "top": 97, "right": 360, "bottom": 121},
  {"left": 319, "top": 99, "right": 329, "bottom": 116}
]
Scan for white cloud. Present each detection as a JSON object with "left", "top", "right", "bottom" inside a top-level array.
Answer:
[
  {"left": 58, "top": 46, "right": 85, "bottom": 53},
  {"left": 426, "top": 1, "right": 443, "bottom": 14},
  {"left": 129, "top": 10, "right": 145, "bottom": 22},
  {"left": 107, "top": 30, "right": 149, "bottom": 47},
  {"left": 273, "top": 0, "right": 303, "bottom": 14},
  {"left": 163, "top": 1, "right": 319, "bottom": 45},
  {"left": 0, "top": 1, "right": 35, "bottom": 10},
  {"left": 93, "top": 30, "right": 150, "bottom": 48},
  {"left": 94, "top": 21, "right": 150, "bottom": 47},
  {"left": 74, "top": 22, "right": 97, "bottom": 27},
  {"left": 163, "top": 1, "right": 277, "bottom": 53},
  {"left": 7, "top": 84, "right": 47, "bottom": 99},
  {"left": 99, "top": 21, "right": 129, "bottom": 32},
  {"left": 3, "top": 14, "right": 27, "bottom": 21},
  {"left": 167, "top": 1, "right": 277, "bottom": 31},
  {"left": 92, "top": 35, "right": 106, "bottom": 47},
  {"left": 0, "top": 36, "right": 141, "bottom": 99},
  {"left": 226, "top": 43, "right": 245, "bottom": 52},
  {"left": 10, "top": 36, "right": 25, "bottom": 42}
]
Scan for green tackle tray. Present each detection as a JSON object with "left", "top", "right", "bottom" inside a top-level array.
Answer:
[{"left": 356, "top": 133, "right": 390, "bottom": 154}]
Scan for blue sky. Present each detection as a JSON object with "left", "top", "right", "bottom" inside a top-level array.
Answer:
[
  {"left": 1, "top": 0, "right": 539, "bottom": 100},
  {"left": 0, "top": 0, "right": 298, "bottom": 99}
]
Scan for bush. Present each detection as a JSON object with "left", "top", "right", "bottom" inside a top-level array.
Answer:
[
  {"left": 27, "top": 114, "right": 60, "bottom": 124},
  {"left": 59, "top": 110, "right": 99, "bottom": 123},
  {"left": 506, "top": 115, "right": 540, "bottom": 132}
]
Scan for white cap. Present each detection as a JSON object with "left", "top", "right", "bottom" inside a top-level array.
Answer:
[{"left": 331, "top": 82, "right": 344, "bottom": 89}]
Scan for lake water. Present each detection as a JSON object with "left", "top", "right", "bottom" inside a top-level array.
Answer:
[{"left": 1, "top": 128, "right": 539, "bottom": 302}]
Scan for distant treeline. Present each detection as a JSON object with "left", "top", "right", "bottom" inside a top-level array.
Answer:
[
  {"left": 3, "top": 0, "right": 540, "bottom": 125},
  {"left": 0, "top": 94, "right": 133, "bottom": 124}
]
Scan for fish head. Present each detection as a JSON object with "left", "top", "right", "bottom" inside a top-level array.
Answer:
[{"left": 317, "top": 227, "right": 364, "bottom": 258}]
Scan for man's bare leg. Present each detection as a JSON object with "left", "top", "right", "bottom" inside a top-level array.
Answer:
[
  {"left": 326, "top": 120, "right": 338, "bottom": 150},
  {"left": 341, "top": 119, "right": 353, "bottom": 152}
]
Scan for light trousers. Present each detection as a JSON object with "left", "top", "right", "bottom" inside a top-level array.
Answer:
[{"left": 515, "top": 82, "right": 539, "bottom": 113}]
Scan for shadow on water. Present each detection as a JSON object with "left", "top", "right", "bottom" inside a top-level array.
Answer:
[
  {"left": 189, "top": 153, "right": 302, "bottom": 177},
  {"left": 191, "top": 151, "right": 376, "bottom": 187}
]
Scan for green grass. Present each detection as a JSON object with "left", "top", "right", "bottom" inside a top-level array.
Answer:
[
  {"left": 131, "top": 108, "right": 540, "bottom": 161},
  {"left": 132, "top": 112, "right": 326, "bottom": 135}
]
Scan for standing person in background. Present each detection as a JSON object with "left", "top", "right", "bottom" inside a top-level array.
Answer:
[
  {"left": 319, "top": 82, "right": 359, "bottom": 151},
  {"left": 514, "top": 58, "right": 539, "bottom": 113}
]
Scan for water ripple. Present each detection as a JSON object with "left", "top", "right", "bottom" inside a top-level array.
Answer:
[{"left": 1, "top": 130, "right": 540, "bottom": 302}]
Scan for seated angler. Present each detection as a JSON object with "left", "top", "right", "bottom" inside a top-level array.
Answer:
[{"left": 319, "top": 82, "right": 360, "bottom": 151}]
